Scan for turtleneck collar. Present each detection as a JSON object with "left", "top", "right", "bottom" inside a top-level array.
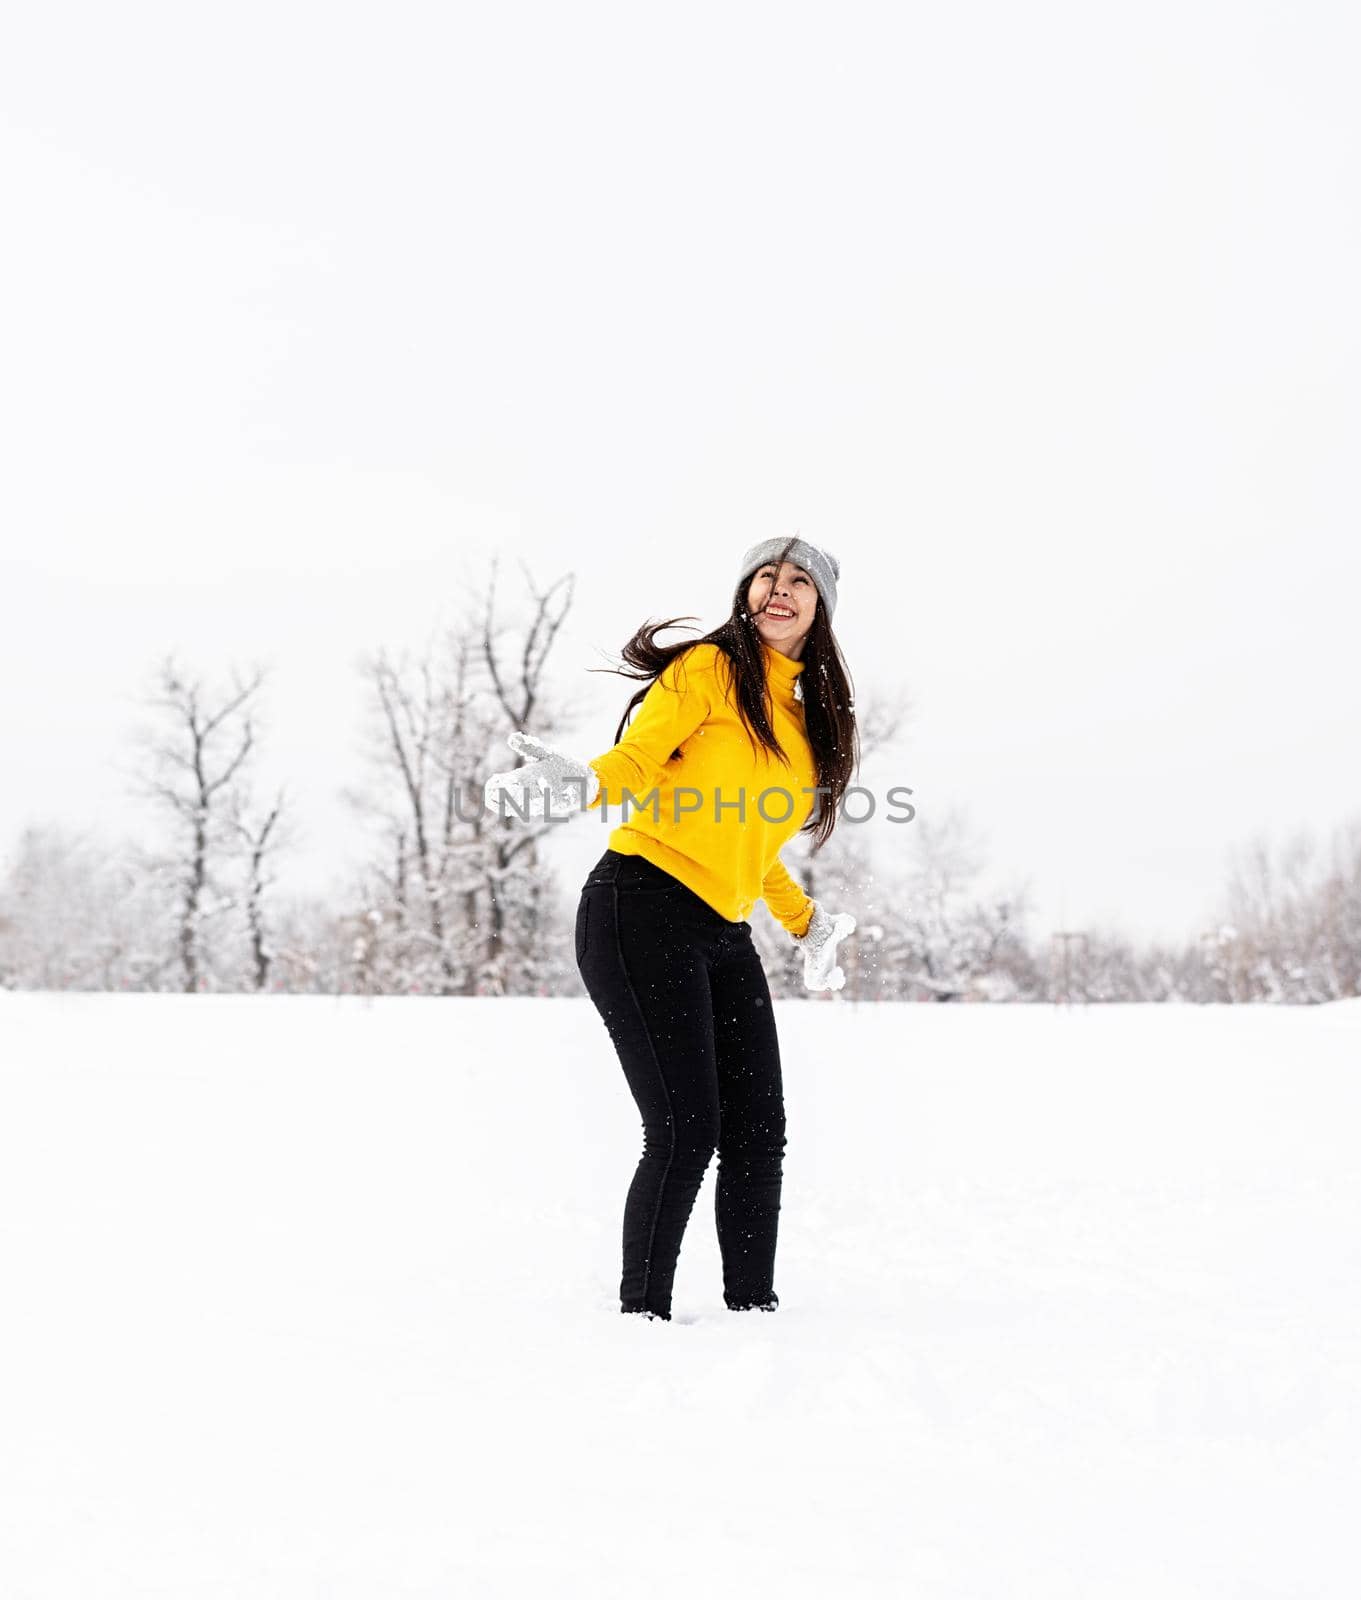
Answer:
[{"left": 760, "top": 640, "right": 806, "bottom": 682}]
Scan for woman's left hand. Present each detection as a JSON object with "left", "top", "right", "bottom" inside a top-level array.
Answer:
[{"left": 795, "top": 902, "right": 857, "bottom": 992}]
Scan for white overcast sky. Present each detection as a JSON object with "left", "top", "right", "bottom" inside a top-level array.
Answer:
[{"left": 2, "top": 1, "right": 1359, "bottom": 946}]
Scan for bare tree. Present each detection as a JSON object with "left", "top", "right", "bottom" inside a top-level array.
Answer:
[
  {"left": 855, "top": 683, "right": 913, "bottom": 766},
  {"left": 347, "top": 558, "right": 577, "bottom": 996},
  {"left": 362, "top": 644, "right": 464, "bottom": 992},
  {"left": 351, "top": 626, "right": 508, "bottom": 994},
  {"left": 886, "top": 807, "right": 1032, "bottom": 1000},
  {"left": 476, "top": 558, "right": 576, "bottom": 994},
  {"left": 779, "top": 677, "right": 915, "bottom": 910},
  {"left": 228, "top": 785, "right": 290, "bottom": 991},
  {"left": 1319, "top": 818, "right": 1361, "bottom": 997},
  {"left": 135, "top": 659, "right": 267, "bottom": 993},
  {"left": 1208, "top": 817, "right": 1361, "bottom": 1003}
]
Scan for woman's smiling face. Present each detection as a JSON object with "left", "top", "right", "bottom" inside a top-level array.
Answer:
[{"left": 746, "top": 560, "right": 817, "bottom": 655}]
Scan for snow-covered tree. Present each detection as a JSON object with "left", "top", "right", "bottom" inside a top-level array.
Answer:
[{"left": 0, "top": 825, "right": 179, "bottom": 991}]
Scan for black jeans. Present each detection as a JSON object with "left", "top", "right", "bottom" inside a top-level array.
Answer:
[{"left": 575, "top": 848, "right": 787, "bottom": 1320}]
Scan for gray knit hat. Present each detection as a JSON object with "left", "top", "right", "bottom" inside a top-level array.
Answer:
[{"left": 738, "top": 536, "right": 841, "bottom": 622}]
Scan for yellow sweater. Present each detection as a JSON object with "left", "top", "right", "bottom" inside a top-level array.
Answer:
[{"left": 586, "top": 640, "right": 818, "bottom": 937}]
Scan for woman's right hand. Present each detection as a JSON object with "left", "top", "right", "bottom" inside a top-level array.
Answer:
[
  {"left": 795, "top": 902, "right": 857, "bottom": 992},
  {"left": 483, "top": 730, "right": 600, "bottom": 820}
]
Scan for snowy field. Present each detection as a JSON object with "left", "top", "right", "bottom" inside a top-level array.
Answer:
[{"left": 2, "top": 992, "right": 1359, "bottom": 1599}]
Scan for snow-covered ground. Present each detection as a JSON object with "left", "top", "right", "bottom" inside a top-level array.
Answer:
[{"left": 2, "top": 993, "right": 1359, "bottom": 1598}]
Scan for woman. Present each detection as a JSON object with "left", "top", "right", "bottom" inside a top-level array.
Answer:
[{"left": 484, "top": 536, "right": 858, "bottom": 1322}]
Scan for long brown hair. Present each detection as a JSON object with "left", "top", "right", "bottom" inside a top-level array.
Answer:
[{"left": 591, "top": 540, "right": 858, "bottom": 849}]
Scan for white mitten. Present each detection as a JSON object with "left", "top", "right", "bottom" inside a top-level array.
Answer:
[
  {"left": 794, "top": 902, "right": 857, "bottom": 992},
  {"left": 483, "top": 731, "right": 600, "bottom": 820}
]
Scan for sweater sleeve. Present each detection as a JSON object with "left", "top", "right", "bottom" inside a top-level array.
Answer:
[
  {"left": 586, "top": 644, "right": 717, "bottom": 810},
  {"left": 762, "top": 853, "right": 815, "bottom": 939}
]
